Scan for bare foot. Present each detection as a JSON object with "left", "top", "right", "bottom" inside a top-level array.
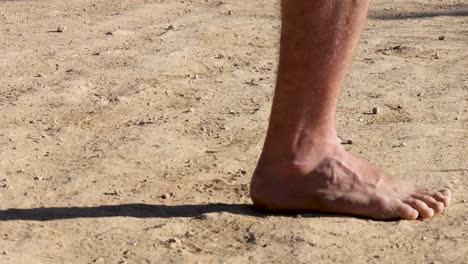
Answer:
[{"left": 250, "top": 143, "right": 451, "bottom": 220}]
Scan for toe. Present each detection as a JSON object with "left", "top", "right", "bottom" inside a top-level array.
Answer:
[
  {"left": 412, "top": 194, "right": 444, "bottom": 213},
  {"left": 395, "top": 202, "right": 418, "bottom": 220},
  {"left": 404, "top": 198, "right": 434, "bottom": 219},
  {"left": 440, "top": 189, "right": 452, "bottom": 206},
  {"left": 426, "top": 189, "right": 451, "bottom": 207}
]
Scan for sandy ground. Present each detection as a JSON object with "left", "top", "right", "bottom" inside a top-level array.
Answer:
[{"left": 0, "top": 0, "right": 467, "bottom": 263}]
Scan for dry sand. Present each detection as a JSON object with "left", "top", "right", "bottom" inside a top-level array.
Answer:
[{"left": 0, "top": 0, "right": 467, "bottom": 263}]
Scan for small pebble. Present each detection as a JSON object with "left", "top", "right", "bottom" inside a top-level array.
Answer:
[
  {"left": 93, "top": 257, "right": 105, "bottom": 263},
  {"left": 438, "top": 36, "right": 445, "bottom": 40},
  {"left": 167, "top": 238, "right": 181, "bottom": 244},
  {"left": 127, "top": 241, "right": 138, "bottom": 246},
  {"left": 245, "top": 232, "right": 257, "bottom": 244},
  {"left": 294, "top": 235, "right": 305, "bottom": 242},
  {"left": 228, "top": 10, "right": 234, "bottom": 15},
  {"left": 2, "top": 250, "right": 8, "bottom": 255},
  {"left": 36, "top": 73, "right": 43, "bottom": 77},
  {"left": 435, "top": 52, "right": 440, "bottom": 59},
  {"left": 167, "top": 238, "right": 181, "bottom": 249},
  {"left": 455, "top": 116, "right": 460, "bottom": 120},
  {"left": 161, "top": 193, "right": 170, "bottom": 199},
  {"left": 372, "top": 107, "right": 380, "bottom": 114},
  {"left": 57, "top": 25, "right": 67, "bottom": 33}
]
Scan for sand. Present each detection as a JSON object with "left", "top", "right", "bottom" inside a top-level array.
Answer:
[{"left": 0, "top": 0, "right": 467, "bottom": 263}]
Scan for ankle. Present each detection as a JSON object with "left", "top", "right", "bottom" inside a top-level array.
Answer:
[{"left": 255, "top": 137, "right": 340, "bottom": 177}]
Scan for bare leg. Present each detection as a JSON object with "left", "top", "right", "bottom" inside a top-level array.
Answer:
[{"left": 250, "top": 0, "right": 451, "bottom": 220}]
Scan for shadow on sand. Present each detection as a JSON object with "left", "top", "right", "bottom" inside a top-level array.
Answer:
[
  {"left": 369, "top": 8, "right": 468, "bottom": 20},
  {"left": 0, "top": 203, "right": 353, "bottom": 221},
  {"left": 0, "top": 203, "right": 260, "bottom": 221}
]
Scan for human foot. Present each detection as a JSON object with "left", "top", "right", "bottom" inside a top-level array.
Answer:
[{"left": 250, "top": 143, "right": 451, "bottom": 220}]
